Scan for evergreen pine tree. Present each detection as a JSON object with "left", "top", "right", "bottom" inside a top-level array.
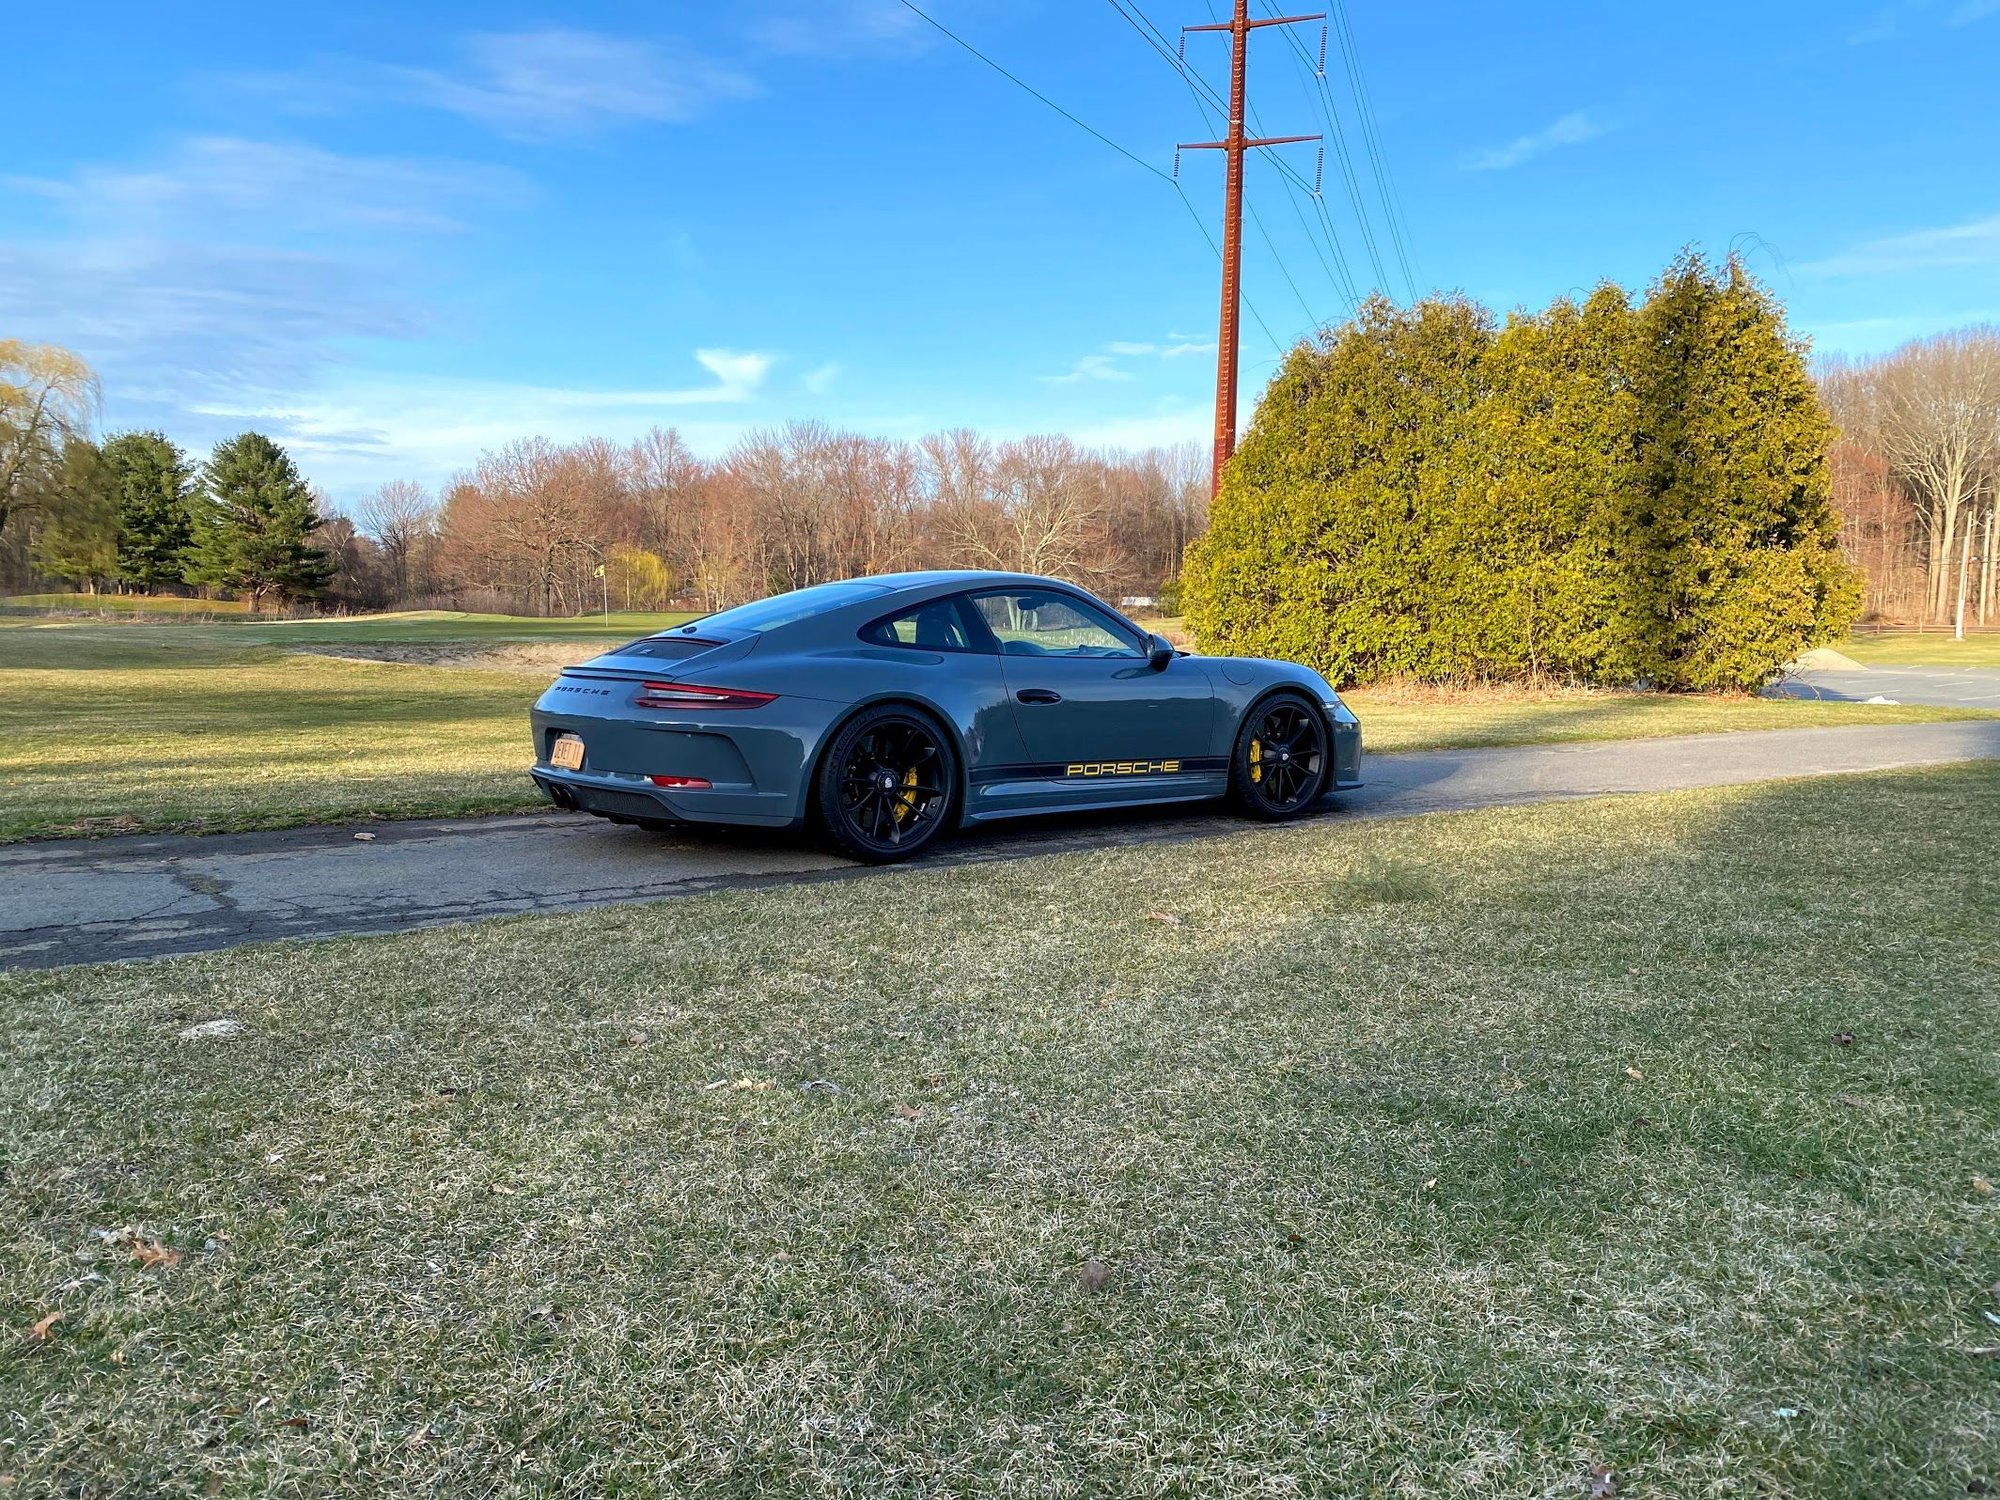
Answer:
[
  {"left": 103, "top": 430, "right": 195, "bottom": 592},
  {"left": 32, "top": 439, "right": 120, "bottom": 593},
  {"left": 1622, "top": 254, "right": 1862, "bottom": 689},
  {"left": 183, "top": 433, "right": 334, "bottom": 608},
  {"left": 1181, "top": 255, "right": 1861, "bottom": 691}
]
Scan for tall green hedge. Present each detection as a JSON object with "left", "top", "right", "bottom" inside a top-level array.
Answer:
[{"left": 1182, "top": 254, "right": 1860, "bottom": 690}]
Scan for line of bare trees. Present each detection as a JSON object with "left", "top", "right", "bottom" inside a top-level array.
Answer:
[
  {"left": 1821, "top": 327, "right": 2000, "bottom": 629},
  {"left": 320, "top": 423, "right": 1210, "bottom": 616}
]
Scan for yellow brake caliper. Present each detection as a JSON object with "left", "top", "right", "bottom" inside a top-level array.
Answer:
[
  {"left": 895, "top": 766, "right": 920, "bottom": 823},
  {"left": 1249, "top": 738, "right": 1263, "bottom": 783}
]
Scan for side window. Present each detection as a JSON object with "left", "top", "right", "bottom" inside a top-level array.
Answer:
[
  {"left": 859, "top": 598, "right": 977, "bottom": 652},
  {"left": 968, "top": 591, "right": 1144, "bottom": 659}
]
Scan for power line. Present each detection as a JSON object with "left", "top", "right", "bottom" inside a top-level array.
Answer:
[
  {"left": 895, "top": 0, "right": 1173, "bottom": 184},
  {"left": 893, "top": 0, "right": 1285, "bottom": 355},
  {"left": 1174, "top": 0, "right": 1326, "bottom": 493},
  {"left": 1323, "top": 0, "right": 1419, "bottom": 293},
  {"left": 1258, "top": 0, "right": 1392, "bottom": 295},
  {"left": 1114, "top": 0, "right": 1353, "bottom": 318}
]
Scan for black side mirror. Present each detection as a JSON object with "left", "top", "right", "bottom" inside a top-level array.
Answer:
[{"left": 1147, "top": 633, "right": 1175, "bottom": 671}]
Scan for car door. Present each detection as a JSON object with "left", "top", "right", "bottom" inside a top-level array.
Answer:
[{"left": 966, "top": 588, "right": 1214, "bottom": 772}]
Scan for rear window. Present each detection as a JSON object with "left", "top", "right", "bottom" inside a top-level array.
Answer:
[
  {"left": 661, "top": 581, "right": 896, "bottom": 637},
  {"left": 861, "top": 598, "right": 978, "bottom": 652}
]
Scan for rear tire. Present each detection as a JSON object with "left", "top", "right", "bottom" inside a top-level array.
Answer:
[
  {"left": 813, "top": 705, "right": 959, "bottom": 863},
  {"left": 1229, "top": 690, "right": 1331, "bottom": 821}
]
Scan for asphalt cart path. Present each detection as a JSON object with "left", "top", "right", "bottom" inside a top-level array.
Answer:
[{"left": 6, "top": 719, "right": 1998, "bottom": 970}]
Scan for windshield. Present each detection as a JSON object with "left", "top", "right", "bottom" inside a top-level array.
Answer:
[{"left": 667, "top": 581, "right": 896, "bottom": 637}]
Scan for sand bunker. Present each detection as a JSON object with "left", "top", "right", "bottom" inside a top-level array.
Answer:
[{"left": 286, "top": 642, "right": 603, "bottom": 673}]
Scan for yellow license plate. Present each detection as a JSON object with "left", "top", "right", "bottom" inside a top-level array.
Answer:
[{"left": 551, "top": 734, "right": 585, "bottom": 771}]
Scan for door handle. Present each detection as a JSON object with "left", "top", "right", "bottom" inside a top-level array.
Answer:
[{"left": 1015, "top": 688, "right": 1062, "bottom": 705}]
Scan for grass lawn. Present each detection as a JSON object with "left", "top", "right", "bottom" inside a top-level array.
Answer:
[
  {"left": 1840, "top": 632, "right": 2000, "bottom": 668},
  {"left": 1347, "top": 682, "right": 1987, "bottom": 751},
  {"left": 2, "top": 616, "right": 1992, "bottom": 843},
  {"left": 0, "top": 622, "right": 555, "bottom": 840},
  {"left": 3, "top": 767, "right": 1996, "bottom": 1495}
]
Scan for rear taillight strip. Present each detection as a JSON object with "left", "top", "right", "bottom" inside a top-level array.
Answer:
[{"left": 632, "top": 680, "right": 776, "bottom": 711}]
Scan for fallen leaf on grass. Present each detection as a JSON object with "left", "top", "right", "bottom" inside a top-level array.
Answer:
[
  {"left": 179, "top": 1018, "right": 244, "bottom": 1041},
  {"left": 1077, "top": 1258, "right": 1113, "bottom": 1292},
  {"left": 132, "top": 1239, "right": 180, "bottom": 1270},
  {"left": 892, "top": 1105, "right": 923, "bottom": 1122},
  {"left": 490, "top": 1184, "right": 518, "bottom": 1197},
  {"left": 278, "top": 1415, "right": 309, "bottom": 1430},
  {"left": 404, "top": 1425, "right": 434, "bottom": 1449},
  {"left": 1421, "top": 1177, "right": 1438, "bottom": 1191},
  {"left": 1624, "top": 1067, "right": 1643, "bottom": 1080},
  {"left": 1146, "top": 911, "right": 1185, "bottom": 927},
  {"left": 25, "top": 1312, "right": 62, "bottom": 1341},
  {"left": 730, "top": 1078, "right": 774, "bottom": 1092},
  {"left": 1831, "top": 1031, "right": 1855, "bottom": 1046},
  {"left": 1974, "top": 1177, "right": 1994, "bottom": 1196},
  {"left": 1586, "top": 1466, "right": 1616, "bottom": 1498}
]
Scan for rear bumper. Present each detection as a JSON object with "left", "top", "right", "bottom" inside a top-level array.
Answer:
[{"left": 530, "top": 766, "right": 800, "bottom": 828}]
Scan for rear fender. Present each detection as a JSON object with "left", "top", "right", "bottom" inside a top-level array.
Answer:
[{"left": 801, "top": 696, "right": 972, "bottom": 830}]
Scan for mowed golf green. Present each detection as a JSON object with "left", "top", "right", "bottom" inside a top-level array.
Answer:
[
  {"left": 1839, "top": 631, "right": 2000, "bottom": 667},
  {"left": 2, "top": 768, "right": 1995, "bottom": 1495},
  {"left": 0, "top": 613, "right": 1990, "bottom": 841},
  {"left": 0, "top": 614, "right": 693, "bottom": 840}
]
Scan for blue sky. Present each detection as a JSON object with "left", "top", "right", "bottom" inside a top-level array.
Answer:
[{"left": 5, "top": 0, "right": 1998, "bottom": 505}]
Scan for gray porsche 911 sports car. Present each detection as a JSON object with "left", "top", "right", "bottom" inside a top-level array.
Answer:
[{"left": 529, "top": 570, "right": 1361, "bottom": 862}]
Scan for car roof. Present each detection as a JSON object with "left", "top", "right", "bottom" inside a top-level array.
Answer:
[{"left": 849, "top": 569, "right": 1065, "bottom": 589}]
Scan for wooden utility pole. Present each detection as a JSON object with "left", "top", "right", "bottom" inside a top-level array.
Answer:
[{"left": 1180, "top": 0, "right": 1322, "bottom": 496}]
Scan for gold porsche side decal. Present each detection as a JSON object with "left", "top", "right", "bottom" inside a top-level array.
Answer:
[{"left": 1065, "top": 760, "right": 1182, "bottom": 778}]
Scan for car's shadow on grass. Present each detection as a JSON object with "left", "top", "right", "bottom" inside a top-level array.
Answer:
[{"left": 618, "top": 789, "right": 1381, "bottom": 873}]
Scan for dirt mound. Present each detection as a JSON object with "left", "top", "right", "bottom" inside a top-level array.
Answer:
[{"left": 287, "top": 642, "right": 602, "bottom": 673}]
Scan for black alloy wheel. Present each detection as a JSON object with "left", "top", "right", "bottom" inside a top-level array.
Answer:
[
  {"left": 816, "top": 706, "right": 958, "bottom": 862},
  {"left": 1230, "top": 691, "right": 1330, "bottom": 820}
]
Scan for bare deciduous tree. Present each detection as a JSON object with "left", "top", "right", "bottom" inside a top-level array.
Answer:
[
  {"left": 355, "top": 480, "right": 437, "bottom": 604},
  {"left": 1824, "top": 331, "right": 2000, "bottom": 628}
]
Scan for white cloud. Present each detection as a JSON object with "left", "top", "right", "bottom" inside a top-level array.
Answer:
[
  {"left": 236, "top": 29, "right": 755, "bottom": 141},
  {"left": 1464, "top": 110, "right": 1608, "bottom": 172},
  {"left": 0, "top": 138, "right": 522, "bottom": 400},
  {"left": 1042, "top": 354, "right": 1133, "bottom": 386},
  {"left": 393, "top": 29, "right": 755, "bottom": 139},
  {"left": 1801, "top": 213, "right": 2000, "bottom": 276},
  {"left": 183, "top": 352, "right": 777, "bottom": 495},
  {"left": 8, "top": 136, "right": 523, "bottom": 238},
  {"left": 751, "top": 1, "right": 933, "bottom": 58},
  {"left": 1044, "top": 338, "right": 1216, "bottom": 384},
  {"left": 803, "top": 361, "right": 841, "bottom": 395},
  {"left": 1849, "top": 0, "right": 1997, "bottom": 40}
]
